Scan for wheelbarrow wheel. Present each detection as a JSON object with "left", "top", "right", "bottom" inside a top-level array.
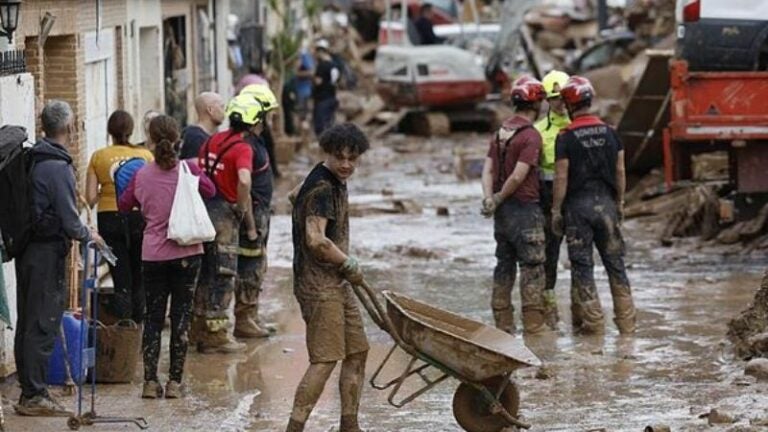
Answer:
[
  {"left": 452, "top": 376, "right": 520, "bottom": 432},
  {"left": 67, "top": 416, "right": 81, "bottom": 431}
]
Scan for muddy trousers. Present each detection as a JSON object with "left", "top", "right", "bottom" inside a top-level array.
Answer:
[
  {"left": 98, "top": 211, "right": 145, "bottom": 323},
  {"left": 287, "top": 351, "right": 368, "bottom": 432},
  {"left": 564, "top": 192, "right": 636, "bottom": 335},
  {"left": 194, "top": 198, "right": 240, "bottom": 346},
  {"left": 14, "top": 240, "right": 68, "bottom": 398},
  {"left": 235, "top": 207, "right": 270, "bottom": 329},
  {"left": 142, "top": 256, "right": 200, "bottom": 383},
  {"left": 491, "top": 200, "right": 547, "bottom": 335}
]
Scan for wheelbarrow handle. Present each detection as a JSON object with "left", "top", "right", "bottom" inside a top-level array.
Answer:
[{"left": 351, "top": 281, "right": 413, "bottom": 353}]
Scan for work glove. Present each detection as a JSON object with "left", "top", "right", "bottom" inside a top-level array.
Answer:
[
  {"left": 551, "top": 211, "right": 564, "bottom": 238},
  {"left": 340, "top": 256, "right": 365, "bottom": 286}
]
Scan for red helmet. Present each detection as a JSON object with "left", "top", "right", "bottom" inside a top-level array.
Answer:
[
  {"left": 510, "top": 76, "right": 546, "bottom": 106},
  {"left": 560, "top": 75, "right": 595, "bottom": 108}
]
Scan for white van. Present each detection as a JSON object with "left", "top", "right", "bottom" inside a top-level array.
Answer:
[{"left": 676, "top": 0, "right": 768, "bottom": 70}]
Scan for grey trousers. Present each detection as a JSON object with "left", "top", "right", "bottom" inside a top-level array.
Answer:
[{"left": 14, "top": 240, "right": 68, "bottom": 398}]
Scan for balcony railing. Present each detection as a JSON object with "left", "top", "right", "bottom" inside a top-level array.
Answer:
[{"left": 0, "top": 49, "right": 25, "bottom": 77}]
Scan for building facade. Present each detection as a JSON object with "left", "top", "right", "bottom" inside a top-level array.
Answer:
[{"left": 0, "top": 0, "right": 232, "bottom": 376}]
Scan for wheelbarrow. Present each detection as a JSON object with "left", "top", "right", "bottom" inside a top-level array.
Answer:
[{"left": 352, "top": 282, "right": 542, "bottom": 431}]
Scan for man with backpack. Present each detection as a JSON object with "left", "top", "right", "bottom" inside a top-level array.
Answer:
[
  {"left": 481, "top": 76, "right": 549, "bottom": 336},
  {"left": 192, "top": 94, "right": 262, "bottom": 353},
  {"left": 9, "top": 101, "right": 101, "bottom": 415}
]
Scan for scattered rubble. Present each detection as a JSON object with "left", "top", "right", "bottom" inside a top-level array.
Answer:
[
  {"left": 744, "top": 358, "right": 768, "bottom": 381},
  {"left": 534, "top": 366, "right": 555, "bottom": 380},
  {"left": 728, "top": 271, "right": 768, "bottom": 359},
  {"left": 705, "top": 408, "right": 736, "bottom": 425}
]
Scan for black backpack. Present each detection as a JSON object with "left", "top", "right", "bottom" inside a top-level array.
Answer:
[{"left": 0, "top": 126, "right": 64, "bottom": 261}]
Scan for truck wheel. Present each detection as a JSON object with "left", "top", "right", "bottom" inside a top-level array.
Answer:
[{"left": 452, "top": 376, "right": 520, "bottom": 432}]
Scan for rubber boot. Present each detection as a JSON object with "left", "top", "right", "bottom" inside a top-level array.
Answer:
[
  {"left": 340, "top": 414, "right": 365, "bottom": 432},
  {"left": 285, "top": 419, "right": 305, "bottom": 432},
  {"left": 521, "top": 307, "right": 548, "bottom": 335},
  {"left": 577, "top": 300, "right": 605, "bottom": 335},
  {"left": 197, "top": 328, "right": 246, "bottom": 354},
  {"left": 252, "top": 299, "right": 278, "bottom": 333},
  {"left": 234, "top": 309, "right": 271, "bottom": 339},
  {"left": 493, "top": 307, "right": 516, "bottom": 335},
  {"left": 613, "top": 295, "right": 637, "bottom": 335},
  {"left": 188, "top": 315, "right": 204, "bottom": 346},
  {"left": 542, "top": 289, "right": 560, "bottom": 330}
]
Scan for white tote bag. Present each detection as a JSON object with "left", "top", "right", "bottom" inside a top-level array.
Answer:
[{"left": 167, "top": 161, "right": 216, "bottom": 245}]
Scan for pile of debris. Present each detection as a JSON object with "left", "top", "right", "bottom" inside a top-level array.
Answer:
[
  {"left": 625, "top": 168, "right": 768, "bottom": 251},
  {"left": 728, "top": 270, "right": 768, "bottom": 384},
  {"left": 522, "top": 0, "right": 676, "bottom": 125}
]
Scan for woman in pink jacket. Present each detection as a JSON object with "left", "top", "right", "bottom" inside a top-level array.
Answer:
[{"left": 118, "top": 115, "right": 215, "bottom": 399}]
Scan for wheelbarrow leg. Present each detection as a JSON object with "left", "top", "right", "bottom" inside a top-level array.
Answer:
[{"left": 370, "top": 344, "right": 399, "bottom": 390}]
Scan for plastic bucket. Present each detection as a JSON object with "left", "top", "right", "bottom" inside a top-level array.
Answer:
[{"left": 47, "top": 311, "right": 88, "bottom": 385}]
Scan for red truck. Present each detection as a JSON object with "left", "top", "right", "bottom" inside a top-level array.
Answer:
[{"left": 662, "top": 59, "right": 768, "bottom": 219}]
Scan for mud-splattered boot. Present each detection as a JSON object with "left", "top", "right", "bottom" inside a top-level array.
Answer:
[
  {"left": 542, "top": 290, "right": 560, "bottom": 330},
  {"left": 188, "top": 315, "right": 205, "bottom": 346},
  {"left": 577, "top": 300, "right": 606, "bottom": 335},
  {"left": 613, "top": 295, "right": 637, "bottom": 335},
  {"left": 234, "top": 314, "right": 272, "bottom": 339},
  {"left": 340, "top": 414, "right": 366, "bottom": 432},
  {"left": 522, "top": 307, "right": 548, "bottom": 335},
  {"left": 197, "top": 330, "right": 247, "bottom": 354},
  {"left": 493, "top": 307, "right": 516, "bottom": 335},
  {"left": 285, "top": 418, "right": 305, "bottom": 432}
]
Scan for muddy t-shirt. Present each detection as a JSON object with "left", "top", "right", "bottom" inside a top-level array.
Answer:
[
  {"left": 486, "top": 115, "right": 542, "bottom": 202},
  {"left": 555, "top": 115, "right": 622, "bottom": 200},
  {"left": 292, "top": 163, "right": 349, "bottom": 301}
]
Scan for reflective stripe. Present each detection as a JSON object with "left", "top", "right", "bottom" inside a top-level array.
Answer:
[
  {"left": 238, "top": 247, "right": 264, "bottom": 257},
  {"left": 539, "top": 172, "right": 554, "bottom": 181}
]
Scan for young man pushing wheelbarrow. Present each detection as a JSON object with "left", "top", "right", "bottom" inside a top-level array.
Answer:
[{"left": 286, "top": 123, "right": 371, "bottom": 432}]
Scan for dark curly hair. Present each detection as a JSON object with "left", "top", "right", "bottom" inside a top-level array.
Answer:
[{"left": 318, "top": 123, "right": 370, "bottom": 157}]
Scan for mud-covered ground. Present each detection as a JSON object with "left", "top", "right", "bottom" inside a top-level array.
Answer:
[{"left": 3, "top": 134, "right": 767, "bottom": 432}]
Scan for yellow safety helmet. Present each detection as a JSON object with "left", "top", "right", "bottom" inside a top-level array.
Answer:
[
  {"left": 542, "top": 70, "right": 570, "bottom": 98},
  {"left": 240, "top": 84, "right": 280, "bottom": 112},
  {"left": 225, "top": 94, "right": 266, "bottom": 126}
]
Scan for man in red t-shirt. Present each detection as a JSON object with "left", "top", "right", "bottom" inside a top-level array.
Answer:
[
  {"left": 192, "top": 94, "right": 264, "bottom": 353},
  {"left": 480, "top": 76, "right": 549, "bottom": 335}
]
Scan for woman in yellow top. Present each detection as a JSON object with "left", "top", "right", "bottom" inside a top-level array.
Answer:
[{"left": 86, "top": 110, "right": 154, "bottom": 324}]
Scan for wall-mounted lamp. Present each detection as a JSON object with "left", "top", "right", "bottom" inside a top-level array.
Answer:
[{"left": 0, "top": 0, "right": 21, "bottom": 44}]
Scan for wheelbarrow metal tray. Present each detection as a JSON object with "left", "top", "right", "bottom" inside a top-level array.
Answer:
[{"left": 383, "top": 291, "right": 541, "bottom": 382}]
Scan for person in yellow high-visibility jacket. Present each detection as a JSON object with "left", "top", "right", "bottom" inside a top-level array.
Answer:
[{"left": 534, "top": 70, "right": 571, "bottom": 330}]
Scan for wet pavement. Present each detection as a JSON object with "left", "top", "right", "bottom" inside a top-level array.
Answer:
[{"left": 3, "top": 134, "right": 767, "bottom": 431}]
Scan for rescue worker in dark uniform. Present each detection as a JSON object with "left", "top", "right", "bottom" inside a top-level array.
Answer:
[
  {"left": 233, "top": 83, "right": 280, "bottom": 338},
  {"left": 535, "top": 70, "right": 571, "bottom": 329},
  {"left": 481, "top": 76, "right": 549, "bottom": 335},
  {"left": 193, "top": 94, "right": 264, "bottom": 352},
  {"left": 551, "top": 76, "right": 637, "bottom": 335}
]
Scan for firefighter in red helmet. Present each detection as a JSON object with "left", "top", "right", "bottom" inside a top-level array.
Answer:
[
  {"left": 551, "top": 75, "right": 637, "bottom": 335},
  {"left": 481, "top": 76, "right": 550, "bottom": 335}
]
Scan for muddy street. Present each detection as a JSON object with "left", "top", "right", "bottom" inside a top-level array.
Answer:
[{"left": 4, "top": 134, "right": 767, "bottom": 432}]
